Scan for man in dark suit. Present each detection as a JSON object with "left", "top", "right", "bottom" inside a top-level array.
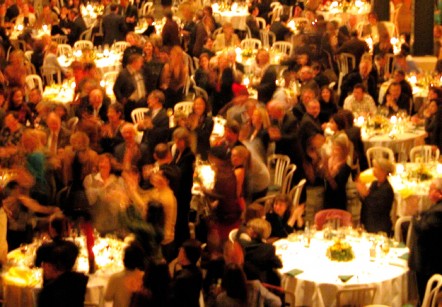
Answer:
[
  {"left": 293, "top": 88, "right": 317, "bottom": 122},
  {"left": 335, "top": 31, "right": 370, "bottom": 67},
  {"left": 269, "top": 14, "right": 293, "bottom": 42},
  {"left": 246, "top": 5, "right": 261, "bottom": 39},
  {"left": 255, "top": 49, "right": 277, "bottom": 104},
  {"left": 339, "top": 59, "right": 378, "bottom": 106},
  {"left": 138, "top": 90, "right": 170, "bottom": 163},
  {"left": 102, "top": 4, "right": 127, "bottom": 45},
  {"left": 409, "top": 178, "right": 442, "bottom": 304},
  {"left": 45, "top": 112, "right": 71, "bottom": 156},
  {"left": 66, "top": 8, "right": 86, "bottom": 45},
  {"left": 118, "top": 0, "right": 137, "bottom": 32},
  {"left": 382, "top": 81, "right": 412, "bottom": 115},
  {"left": 113, "top": 53, "right": 146, "bottom": 122},
  {"left": 77, "top": 88, "right": 111, "bottom": 123},
  {"left": 299, "top": 99, "right": 323, "bottom": 146}
]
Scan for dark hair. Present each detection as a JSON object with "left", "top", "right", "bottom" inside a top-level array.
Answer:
[
  {"left": 108, "top": 102, "right": 123, "bottom": 115},
  {"left": 340, "top": 109, "right": 355, "bottom": 128},
  {"left": 123, "top": 243, "right": 146, "bottom": 270},
  {"left": 181, "top": 239, "right": 201, "bottom": 264},
  {"left": 154, "top": 143, "right": 170, "bottom": 160},
  {"left": 272, "top": 194, "right": 291, "bottom": 221},
  {"left": 248, "top": 5, "right": 258, "bottom": 14},
  {"left": 110, "top": 3, "right": 118, "bottom": 11},
  {"left": 221, "top": 263, "right": 248, "bottom": 304},
  {"left": 50, "top": 216, "right": 69, "bottom": 238},
  {"left": 331, "top": 111, "right": 348, "bottom": 131},
  {"left": 209, "top": 145, "right": 229, "bottom": 161},
  {"left": 225, "top": 119, "right": 241, "bottom": 135},
  {"left": 141, "top": 260, "right": 171, "bottom": 305},
  {"left": 280, "top": 14, "right": 289, "bottom": 23},
  {"left": 353, "top": 83, "right": 366, "bottom": 92},
  {"left": 45, "top": 241, "right": 80, "bottom": 272}
]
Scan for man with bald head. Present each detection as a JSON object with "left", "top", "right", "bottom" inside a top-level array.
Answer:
[
  {"left": 77, "top": 88, "right": 111, "bottom": 123},
  {"left": 114, "top": 123, "right": 149, "bottom": 172},
  {"left": 46, "top": 112, "right": 71, "bottom": 155}
]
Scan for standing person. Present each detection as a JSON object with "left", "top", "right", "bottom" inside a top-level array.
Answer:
[
  {"left": 355, "top": 158, "right": 394, "bottom": 235},
  {"left": 409, "top": 178, "right": 442, "bottom": 304},
  {"left": 170, "top": 239, "right": 203, "bottom": 307},
  {"left": 118, "top": 0, "right": 137, "bottom": 32},
  {"left": 102, "top": 4, "right": 127, "bottom": 46},
  {"left": 161, "top": 9, "right": 180, "bottom": 48},
  {"left": 113, "top": 53, "right": 146, "bottom": 122},
  {"left": 66, "top": 8, "right": 86, "bottom": 46},
  {"left": 160, "top": 46, "right": 188, "bottom": 109},
  {"left": 186, "top": 96, "right": 214, "bottom": 160}
]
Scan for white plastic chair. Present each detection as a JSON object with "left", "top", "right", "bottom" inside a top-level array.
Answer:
[
  {"left": 422, "top": 274, "right": 442, "bottom": 307},
  {"left": 281, "top": 164, "right": 297, "bottom": 195},
  {"left": 272, "top": 41, "right": 293, "bottom": 56},
  {"left": 131, "top": 107, "right": 149, "bottom": 124},
  {"left": 174, "top": 101, "right": 194, "bottom": 116},
  {"left": 193, "top": 86, "right": 208, "bottom": 101},
  {"left": 25, "top": 74, "right": 44, "bottom": 93},
  {"left": 366, "top": 146, "right": 395, "bottom": 168},
  {"left": 141, "top": 1, "right": 154, "bottom": 16},
  {"left": 289, "top": 178, "right": 307, "bottom": 209},
  {"left": 228, "top": 228, "right": 238, "bottom": 243},
  {"left": 40, "top": 66, "right": 62, "bottom": 85},
  {"left": 112, "top": 41, "right": 130, "bottom": 53},
  {"left": 410, "top": 145, "right": 440, "bottom": 163},
  {"left": 51, "top": 35, "right": 68, "bottom": 44},
  {"left": 336, "top": 53, "right": 356, "bottom": 96},
  {"left": 385, "top": 53, "right": 396, "bottom": 75},
  {"left": 74, "top": 40, "right": 93, "bottom": 50},
  {"left": 240, "top": 38, "right": 262, "bottom": 50},
  {"left": 79, "top": 28, "right": 94, "bottom": 41},
  {"left": 256, "top": 17, "right": 266, "bottom": 30},
  {"left": 268, "top": 5, "right": 283, "bottom": 23},
  {"left": 380, "top": 21, "right": 398, "bottom": 40},
  {"left": 24, "top": 50, "right": 33, "bottom": 61},
  {"left": 336, "top": 285, "right": 376, "bottom": 307},
  {"left": 267, "top": 154, "right": 291, "bottom": 192},
  {"left": 259, "top": 30, "right": 276, "bottom": 49},
  {"left": 57, "top": 44, "right": 72, "bottom": 57},
  {"left": 394, "top": 216, "right": 412, "bottom": 248}
]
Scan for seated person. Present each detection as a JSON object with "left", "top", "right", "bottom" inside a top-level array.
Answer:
[
  {"left": 105, "top": 243, "right": 145, "bottom": 306},
  {"left": 383, "top": 81, "right": 412, "bottom": 115},
  {"left": 239, "top": 218, "right": 282, "bottom": 285},
  {"left": 213, "top": 22, "right": 240, "bottom": 52},
  {"left": 37, "top": 240, "right": 88, "bottom": 307},
  {"left": 356, "top": 158, "right": 395, "bottom": 235},
  {"left": 266, "top": 194, "right": 304, "bottom": 239}
]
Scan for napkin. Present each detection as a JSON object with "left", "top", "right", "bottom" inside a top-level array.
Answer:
[
  {"left": 338, "top": 275, "right": 353, "bottom": 283},
  {"left": 398, "top": 252, "right": 409, "bottom": 261},
  {"left": 285, "top": 268, "right": 303, "bottom": 277}
]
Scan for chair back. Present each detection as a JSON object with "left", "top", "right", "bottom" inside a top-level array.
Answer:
[
  {"left": 24, "top": 61, "right": 36, "bottom": 75},
  {"left": 228, "top": 228, "right": 238, "bottom": 242},
  {"left": 74, "top": 40, "right": 93, "bottom": 50},
  {"left": 40, "top": 66, "right": 62, "bottom": 85},
  {"left": 384, "top": 53, "right": 396, "bottom": 75},
  {"left": 379, "top": 21, "right": 397, "bottom": 39},
  {"left": 184, "top": 52, "right": 196, "bottom": 76},
  {"left": 336, "top": 285, "right": 376, "bottom": 307},
  {"left": 240, "top": 38, "right": 262, "bottom": 50},
  {"left": 281, "top": 164, "right": 297, "bottom": 195},
  {"left": 112, "top": 41, "right": 130, "bottom": 53},
  {"left": 269, "top": 5, "right": 283, "bottom": 23},
  {"left": 57, "top": 44, "right": 73, "bottom": 57},
  {"left": 193, "top": 86, "right": 209, "bottom": 101},
  {"left": 79, "top": 28, "right": 94, "bottom": 41},
  {"left": 267, "top": 154, "right": 291, "bottom": 189},
  {"left": 141, "top": 1, "right": 154, "bottom": 16},
  {"left": 394, "top": 216, "right": 412, "bottom": 248},
  {"left": 24, "top": 50, "right": 33, "bottom": 61},
  {"left": 410, "top": 145, "right": 440, "bottom": 163},
  {"left": 256, "top": 17, "right": 266, "bottom": 29},
  {"left": 174, "top": 101, "right": 194, "bottom": 116},
  {"left": 314, "top": 209, "right": 353, "bottom": 230},
  {"left": 66, "top": 116, "right": 79, "bottom": 131},
  {"left": 289, "top": 178, "right": 306, "bottom": 209},
  {"left": 260, "top": 30, "right": 276, "bottom": 49},
  {"left": 366, "top": 146, "right": 395, "bottom": 168},
  {"left": 337, "top": 53, "right": 356, "bottom": 75},
  {"left": 273, "top": 41, "right": 293, "bottom": 56},
  {"left": 25, "top": 74, "right": 44, "bottom": 93},
  {"left": 51, "top": 35, "right": 68, "bottom": 44},
  {"left": 131, "top": 107, "right": 149, "bottom": 124},
  {"left": 422, "top": 274, "right": 442, "bottom": 307}
]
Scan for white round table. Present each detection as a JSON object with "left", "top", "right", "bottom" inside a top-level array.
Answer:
[{"left": 275, "top": 232, "right": 409, "bottom": 307}]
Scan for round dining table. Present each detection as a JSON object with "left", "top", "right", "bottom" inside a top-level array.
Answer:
[
  {"left": 276, "top": 231, "right": 409, "bottom": 307},
  {"left": 2, "top": 236, "right": 126, "bottom": 307}
]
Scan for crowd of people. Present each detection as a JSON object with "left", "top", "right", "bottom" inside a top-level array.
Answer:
[{"left": 0, "top": 0, "right": 442, "bottom": 305}]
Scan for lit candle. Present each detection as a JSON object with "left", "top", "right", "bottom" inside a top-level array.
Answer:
[
  {"left": 437, "top": 164, "right": 442, "bottom": 174},
  {"left": 243, "top": 77, "right": 250, "bottom": 87},
  {"left": 17, "top": 24, "right": 24, "bottom": 31},
  {"left": 390, "top": 115, "right": 397, "bottom": 125},
  {"left": 357, "top": 116, "right": 365, "bottom": 126}
]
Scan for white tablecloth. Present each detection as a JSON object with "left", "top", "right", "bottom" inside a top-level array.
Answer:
[
  {"left": 276, "top": 233, "right": 409, "bottom": 307},
  {"left": 213, "top": 10, "right": 248, "bottom": 30},
  {"left": 3, "top": 237, "right": 126, "bottom": 307}
]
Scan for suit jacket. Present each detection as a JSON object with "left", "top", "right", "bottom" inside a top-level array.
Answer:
[
  {"left": 141, "top": 108, "right": 170, "bottom": 156},
  {"left": 409, "top": 201, "right": 442, "bottom": 275},
  {"left": 114, "top": 142, "right": 150, "bottom": 170},
  {"left": 257, "top": 65, "right": 277, "bottom": 104},
  {"left": 113, "top": 68, "right": 137, "bottom": 103},
  {"left": 118, "top": 4, "right": 138, "bottom": 32},
  {"left": 191, "top": 21, "right": 208, "bottom": 57},
  {"left": 38, "top": 272, "right": 88, "bottom": 307},
  {"left": 77, "top": 95, "right": 111, "bottom": 123},
  {"left": 270, "top": 21, "right": 292, "bottom": 41},
  {"left": 246, "top": 15, "right": 260, "bottom": 39},
  {"left": 170, "top": 264, "right": 203, "bottom": 307},
  {"left": 102, "top": 12, "right": 127, "bottom": 45},
  {"left": 67, "top": 16, "right": 87, "bottom": 45},
  {"left": 336, "top": 38, "right": 370, "bottom": 67},
  {"left": 162, "top": 19, "right": 181, "bottom": 47},
  {"left": 299, "top": 113, "right": 323, "bottom": 146}
]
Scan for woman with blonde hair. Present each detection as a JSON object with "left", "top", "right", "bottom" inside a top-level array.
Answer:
[
  {"left": 321, "top": 133, "right": 352, "bottom": 211},
  {"left": 242, "top": 105, "right": 270, "bottom": 163},
  {"left": 160, "top": 45, "right": 189, "bottom": 109}
]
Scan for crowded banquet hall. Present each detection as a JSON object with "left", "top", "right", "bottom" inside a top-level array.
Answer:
[{"left": 2, "top": 0, "right": 442, "bottom": 305}]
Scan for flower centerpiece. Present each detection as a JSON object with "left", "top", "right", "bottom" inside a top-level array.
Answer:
[
  {"left": 326, "top": 239, "right": 355, "bottom": 262},
  {"left": 407, "top": 164, "right": 433, "bottom": 182},
  {"left": 241, "top": 49, "right": 254, "bottom": 58}
]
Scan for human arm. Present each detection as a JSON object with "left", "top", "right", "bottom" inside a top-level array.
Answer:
[
  {"left": 234, "top": 168, "right": 245, "bottom": 199},
  {"left": 16, "top": 195, "right": 59, "bottom": 214}
]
